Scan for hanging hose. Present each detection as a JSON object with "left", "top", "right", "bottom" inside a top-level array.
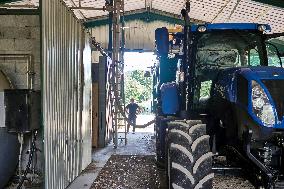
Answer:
[
  {"left": 17, "top": 131, "right": 37, "bottom": 189},
  {"left": 91, "top": 38, "right": 109, "bottom": 57}
]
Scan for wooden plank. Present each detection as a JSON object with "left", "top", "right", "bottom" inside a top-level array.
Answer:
[{"left": 92, "top": 83, "right": 99, "bottom": 148}]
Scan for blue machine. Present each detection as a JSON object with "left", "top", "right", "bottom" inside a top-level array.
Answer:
[
  {"left": 154, "top": 14, "right": 284, "bottom": 188},
  {"left": 160, "top": 83, "right": 179, "bottom": 115}
]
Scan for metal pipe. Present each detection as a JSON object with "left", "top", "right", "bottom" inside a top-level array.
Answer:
[
  {"left": 181, "top": 0, "right": 193, "bottom": 112},
  {"left": 211, "top": 0, "right": 232, "bottom": 22},
  {"left": 70, "top": 7, "right": 107, "bottom": 10},
  {"left": 0, "top": 54, "right": 35, "bottom": 90},
  {"left": 18, "top": 133, "right": 24, "bottom": 181},
  {"left": 227, "top": 0, "right": 241, "bottom": 21},
  {"left": 0, "top": 5, "right": 38, "bottom": 9},
  {"left": 69, "top": 0, "right": 86, "bottom": 20}
]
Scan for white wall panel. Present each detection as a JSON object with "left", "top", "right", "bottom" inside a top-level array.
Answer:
[{"left": 92, "top": 20, "right": 175, "bottom": 51}]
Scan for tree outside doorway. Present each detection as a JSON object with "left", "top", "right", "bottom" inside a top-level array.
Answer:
[{"left": 124, "top": 52, "right": 156, "bottom": 113}]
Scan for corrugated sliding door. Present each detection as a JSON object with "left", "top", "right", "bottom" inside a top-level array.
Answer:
[{"left": 42, "top": 0, "right": 92, "bottom": 188}]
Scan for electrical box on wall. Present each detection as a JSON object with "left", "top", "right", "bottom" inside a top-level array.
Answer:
[{"left": 4, "top": 89, "right": 41, "bottom": 133}]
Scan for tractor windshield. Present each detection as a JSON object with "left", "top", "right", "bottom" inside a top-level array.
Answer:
[
  {"left": 194, "top": 30, "right": 266, "bottom": 106},
  {"left": 195, "top": 30, "right": 266, "bottom": 69}
]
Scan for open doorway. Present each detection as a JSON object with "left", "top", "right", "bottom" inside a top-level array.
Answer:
[{"left": 124, "top": 52, "right": 156, "bottom": 133}]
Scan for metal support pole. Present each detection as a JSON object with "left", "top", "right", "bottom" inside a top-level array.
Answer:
[
  {"left": 112, "top": 0, "right": 121, "bottom": 65},
  {"left": 181, "top": 1, "right": 193, "bottom": 112},
  {"left": 112, "top": 0, "right": 123, "bottom": 148},
  {"left": 120, "top": 1, "right": 127, "bottom": 145},
  {"left": 108, "top": 0, "right": 113, "bottom": 57}
]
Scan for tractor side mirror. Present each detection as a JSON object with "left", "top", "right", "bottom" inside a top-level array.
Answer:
[{"left": 144, "top": 71, "right": 151, "bottom": 77}]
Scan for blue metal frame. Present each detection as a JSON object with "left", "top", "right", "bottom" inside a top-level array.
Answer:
[
  {"left": 187, "top": 23, "right": 272, "bottom": 32},
  {"left": 241, "top": 67, "right": 284, "bottom": 129}
]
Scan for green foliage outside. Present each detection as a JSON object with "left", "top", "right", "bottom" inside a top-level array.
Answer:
[
  {"left": 124, "top": 70, "right": 153, "bottom": 105},
  {"left": 200, "top": 81, "right": 212, "bottom": 98},
  {"left": 250, "top": 45, "right": 282, "bottom": 67},
  {"left": 250, "top": 56, "right": 281, "bottom": 67}
]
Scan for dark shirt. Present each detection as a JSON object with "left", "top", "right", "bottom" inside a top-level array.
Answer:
[{"left": 126, "top": 103, "right": 139, "bottom": 118}]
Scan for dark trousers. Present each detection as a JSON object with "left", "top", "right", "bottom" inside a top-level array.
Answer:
[{"left": 127, "top": 116, "right": 136, "bottom": 132}]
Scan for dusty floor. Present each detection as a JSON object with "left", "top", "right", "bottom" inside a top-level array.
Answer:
[
  {"left": 69, "top": 115, "right": 254, "bottom": 189},
  {"left": 213, "top": 175, "right": 254, "bottom": 189},
  {"left": 91, "top": 155, "right": 166, "bottom": 189},
  {"left": 91, "top": 155, "right": 254, "bottom": 189}
]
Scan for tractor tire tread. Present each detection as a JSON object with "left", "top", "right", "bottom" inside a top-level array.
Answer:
[{"left": 167, "top": 119, "right": 213, "bottom": 189}]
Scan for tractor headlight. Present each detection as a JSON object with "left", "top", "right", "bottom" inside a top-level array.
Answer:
[
  {"left": 258, "top": 25, "right": 267, "bottom": 32},
  {"left": 197, "top": 26, "right": 207, "bottom": 32},
  {"left": 251, "top": 80, "right": 275, "bottom": 127}
]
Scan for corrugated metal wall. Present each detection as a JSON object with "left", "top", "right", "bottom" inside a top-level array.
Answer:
[
  {"left": 92, "top": 20, "right": 175, "bottom": 51},
  {"left": 81, "top": 34, "right": 92, "bottom": 170},
  {"left": 42, "top": 0, "right": 92, "bottom": 188}
]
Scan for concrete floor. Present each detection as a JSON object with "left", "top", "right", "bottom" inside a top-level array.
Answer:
[{"left": 67, "top": 115, "right": 156, "bottom": 189}]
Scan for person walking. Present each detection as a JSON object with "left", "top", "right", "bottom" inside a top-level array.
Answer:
[{"left": 125, "top": 98, "right": 141, "bottom": 133}]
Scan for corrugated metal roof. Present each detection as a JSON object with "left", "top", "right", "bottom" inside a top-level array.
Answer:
[
  {"left": 63, "top": 0, "right": 108, "bottom": 19},
  {"left": 1, "top": 0, "right": 284, "bottom": 33},
  {"left": 62, "top": 0, "right": 284, "bottom": 33}
]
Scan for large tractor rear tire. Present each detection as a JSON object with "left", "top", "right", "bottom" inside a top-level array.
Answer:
[{"left": 167, "top": 120, "right": 214, "bottom": 189}]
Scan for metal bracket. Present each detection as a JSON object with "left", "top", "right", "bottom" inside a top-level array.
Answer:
[{"left": 243, "top": 129, "right": 274, "bottom": 186}]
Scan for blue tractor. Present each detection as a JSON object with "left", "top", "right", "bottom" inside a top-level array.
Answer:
[{"left": 154, "top": 2, "right": 284, "bottom": 189}]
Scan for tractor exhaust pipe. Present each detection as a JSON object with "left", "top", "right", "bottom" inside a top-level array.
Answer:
[{"left": 180, "top": 1, "right": 195, "bottom": 114}]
